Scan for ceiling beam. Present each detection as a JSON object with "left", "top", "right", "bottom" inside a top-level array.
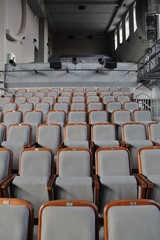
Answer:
[{"left": 44, "top": 1, "right": 120, "bottom": 6}]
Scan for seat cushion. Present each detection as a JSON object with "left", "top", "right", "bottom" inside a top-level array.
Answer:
[
  {"left": 94, "top": 140, "right": 119, "bottom": 148},
  {"left": 148, "top": 175, "right": 160, "bottom": 204},
  {"left": 55, "top": 176, "right": 93, "bottom": 202},
  {"left": 99, "top": 175, "right": 137, "bottom": 215},
  {"left": 64, "top": 141, "right": 89, "bottom": 149},
  {"left": 12, "top": 176, "right": 49, "bottom": 218}
]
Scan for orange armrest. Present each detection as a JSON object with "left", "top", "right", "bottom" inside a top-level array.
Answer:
[
  {"left": 47, "top": 175, "right": 57, "bottom": 191},
  {"left": 152, "top": 141, "right": 160, "bottom": 146},
  {"left": 1, "top": 174, "right": 17, "bottom": 189},
  {"left": 0, "top": 174, "right": 13, "bottom": 186},
  {"left": 133, "top": 173, "right": 147, "bottom": 189},
  {"left": 25, "top": 142, "right": 39, "bottom": 148},
  {"left": 137, "top": 173, "right": 153, "bottom": 188}
]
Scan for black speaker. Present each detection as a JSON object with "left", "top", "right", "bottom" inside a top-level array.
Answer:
[
  {"left": 146, "top": 28, "right": 157, "bottom": 42},
  {"left": 50, "top": 62, "right": 62, "bottom": 69},
  {"left": 104, "top": 62, "right": 117, "bottom": 69},
  {"left": 146, "top": 13, "right": 156, "bottom": 27},
  {"left": 145, "top": 13, "right": 157, "bottom": 42}
]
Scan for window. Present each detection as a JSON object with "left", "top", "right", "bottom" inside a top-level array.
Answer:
[
  {"left": 125, "top": 12, "right": 130, "bottom": 40},
  {"left": 119, "top": 22, "right": 123, "bottom": 44},
  {"left": 114, "top": 30, "right": 118, "bottom": 50},
  {"left": 133, "top": 2, "right": 137, "bottom": 32}
]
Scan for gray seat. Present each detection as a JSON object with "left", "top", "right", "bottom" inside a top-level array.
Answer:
[
  {"left": 35, "top": 91, "right": 46, "bottom": 99},
  {"left": 3, "top": 148, "right": 54, "bottom": 218},
  {"left": 104, "top": 199, "right": 160, "bottom": 240},
  {"left": 117, "top": 95, "right": 130, "bottom": 103},
  {"left": 87, "top": 102, "right": 103, "bottom": 112},
  {"left": 73, "top": 91, "right": 85, "bottom": 96},
  {"left": 72, "top": 96, "right": 85, "bottom": 102},
  {"left": 35, "top": 102, "right": 50, "bottom": 123},
  {"left": 112, "top": 91, "right": 123, "bottom": 97},
  {"left": 16, "top": 89, "right": 27, "bottom": 95},
  {"left": 61, "top": 91, "right": 72, "bottom": 97},
  {"left": 91, "top": 123, "right": 119, "bottom": 153},
  {"left": 86, "top": 91, "right": 97, "bottom": 96},
  {"left": 86, "top": 96, "right": 100, "bottom": 104},
  {"left": 34, "top": 123, "right": 61, "bottom": 166},
  {"left": 109, "top": 87, "right": 119, "bottom": 93},
  {"left": 68, "top": 111, "right": 87, "bottom": 124},
  {"left": 89, "top": 110, "right": 108, "bottom": 125},
  {"left": 57, "top": 96, "right": 71, "bottom": 104},
  {"left": 148, "top": 122, "right": 160, "bottom": 144},
  {"left": 100, "top": 91, "right": 111, "bottom": 98},
  {"left": 0, "top": 198, "right": 34, "bottom": 240},
  {"left": 70, "top": 102, "right": 86, "bottom": 111},
  {"left": 0, "top": 97, "right": 12, "bottom": 111},
  {"left": 122, "top": 123, "right": 153, "bottom": 171},
  {"left": 53, "top": 102, "right": 69, "bottom": 114},
  {"left": 102, "top": 95, "right": 115, "bottom": 106},
  {"left": 95, "top": 147, "right": 146, "bottom": 217},
  {"left": 0, "top": 148, "right": 12, "bottom": 196},
  {"left": 28, "top": 96, "right": 41, "bottom": 107},
  {"left": 42, "top": 96, "right": 55, "bottom": 110},
  {"left": 24, "top": 111, "right": 42, "bottom": 142},
  {"left": 23, "top": 92, "right": 33, "bottom": 100},
  {"left": 3, "top": 111, "right": 22, "bottom": 133},
  {"left": 47, "top": 111, "right": 65, "bottom": 140},
  {"left": 64, "top": 123, "right": 89, "bottom": 149},
  {"left": 1, "top": 124, "right": 32, "bottom": 170},
  {"left": 54, "top": 148, "right": 96, "bottom": 204},
  {"left": 123, "top": 101, "right": 139, "bottom": 120},
  {"left": 112, "top": 110, "right": 131, "bottom": 140},
  {"left": 47, "top": 91, "right": 58, "bottom": 100},
  {"left": 15, "top": 97, "right": 27, "bottom": 105},
  {"left": 138, "top": 146, "right": 160, "bottom": 204},
  {"left": 29, "top": 89, "right": 39, "bottom": 94},
  {"left": 0, "top": 124, "right": 6, "bottom": 143},
  {"left": 18, "top": 103, "right": 34, "bottom": 120},
  {"left": 3, "top": 103, "right": 17, "bottom": 114}
]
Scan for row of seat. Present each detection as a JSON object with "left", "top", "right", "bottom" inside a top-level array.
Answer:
[
  {"left": 0, "top": 146, "right": 160, "bottom": 219},
  {"left": 0, "top": 198, "right": 159, "bottom": 240}
]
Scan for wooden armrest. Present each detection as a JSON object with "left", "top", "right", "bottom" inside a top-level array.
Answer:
[
  {"left": 0, "top": 174, "right": 13, "bottom": 186},
  {"left": 1, "top": 174, "right": 17, "bottom": 197},
  {"left": 133, "top": 173, "right": 147, "bottom": 199},
  {"left": 92, "top": 175, "right": 100, "bottom": 208},
  {"left": 90, "top": 141, "right": 94, "bottom": 148},
  {"left": 137, "top": 173, "right": 153, "bottom": 188},
  {"left": 25, "top": 142, "right": 39, "bottom": 148},
  {"left": 47, "top": 175, "right": 57, "bottom": 200},
  {"left": 152, "top": 141, "right": 160, "bottom": 146},
  {"left": 120, "top": 141, "right": 130, "bottom": 148}
]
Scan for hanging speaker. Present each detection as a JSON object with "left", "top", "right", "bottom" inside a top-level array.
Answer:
[{"left": 50, "top": 62, "right": 62, "bottom": 69}]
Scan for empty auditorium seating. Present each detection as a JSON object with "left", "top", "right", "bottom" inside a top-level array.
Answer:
[
  {"left": 103, "top": 199, "right": 160, "bottom": 240},
  {"left": 86, "top": 96, "right": 100, "bottom": 103},
  {"left": 1, "top": 124, "right": 32, "bottom": 171},
  {"left": 23, "top": 92, "right": 33, "bottom": 100},
  {"left": 70, "top": 102, "right": 86, "bottom": 111},
  {"left": 35, "top": 102, "right": 50, "bottom": 123},
  {"left": 15, "top": 96, "right": 27, "bottom": 105},
  {"left": 63, "top": 123, "right": 89, "bottom": 148},
  {"left": 68, "top": 111, "right": 87, "bottom": 124},
  {"left": 148, "top": 122, "right": 160, "bottom": 145},
  {"left": 123, "top": 101, "right": 139, "bottom": 117},
  {"left": 96, "top": 147, "right": 146, "bottom": 217},
  {"left": 106, "top": 101, "right": 121, "bottom": 122},
  {"left": 2, "top": 148, "right": 54, "bottom": 218},
  {"left": 0, "top": 97, "right": 12, "bottom": 111},
  {"left": 138, "top": 146, "right": 160, "bottom": 203},
  {"left": 72, "top": 96, "right": 85, "bottom": 102},
  {"left": 38, "top": 200, "right": 99, "bottom": 240},
  {"left": 116, "top": 95, "right": 130, "bottom": 103},
  {"left": 0, "top": 198, "right": 34, "bottom": 240},
  {"left": 53, "top": 102, "right": 69, "bottom": 114},
  {"left": 3, "top": 111, "right": 22, "bottom": 131},
  {"left": 89, "top": 110, "right": 108, "bottom": 125},
  {"left": 42, "top": 96, "right": 55, "bottom": 110},
  {"left": 3, "top": 103, "right": 17, "bottom": 114},
  {"left": 54, "top": 148, "right": 97, "bottom": 204},
  {"left": 87, "top": 102, "right": 103, "bottom": 112},
  {"left": 122, "top": 123, "right": 153, "bottom": 171},
  {"left": 57, "top": 96, "right": 71, "bottom": 104},
  {"left": 28, "top": 96, "right": 41, "bottom": 107}
]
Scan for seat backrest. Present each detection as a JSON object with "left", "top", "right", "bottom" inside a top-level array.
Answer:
[
  {"left": 53, "top": 102, "right": 69, "bottom": 113},
  {"left": 35, "top": 102, "right": 50, "bottom": 113},
  {"left": 92, "top": 123, "right": 116, "bottom": 141},
  {"left": 74, "top": 88, "right": 85, "bottom": 92},
  {"left": 37, "top": 124, "right": 61, "bottom": 155},
  {"left": 29, "top": 89, "right": 39, "bottom": 94},
  {"left": 4, "top": 111, "right": 22, "bottom": 124},
  {"left": 100, "top": 91, "right": 111, "bottom": 98},
  {"left": 112, "top": 110, "right": 131, "bottom": 123},
  {"left": 116, "top": 95, "right": 130, "bottom": 103},
  {"left": 23, "top": 92, "right": 33, "bottom": 99},
  {"left": 109, "top": 87, "right": 119, "bottom": 93},
  {"left": 138, "top": 146, "right": 160, "bottom": 177},
  {"left": 7, "top": 124, "right": 31, "bottom": 143},
  {"left": 89, "top": 110, "right": 108, "bottom": 124},
  {"left": 122, "top": 123, "right": 146, "bottom": 141},
  {"left": 87, "top": 102, "right": 103, "bottom": 112},
  {"left": 123, "top": 101, "right": 139, "bottom": 112},
  {"left": 38, "top": 200, "right": 98, "bottom": 240},
  {"left": 148, "top": 122, "right": 160, "bottom": 142},
  {"left": 63, "top": 88, "right": 73, "bottom": 92},
  {"left": 35, "top": 91, "right": 46, "bottom": 98},
  {"left": 57, "top": 148, "right": 92, "bottom": 176},
  {"left": 0, "top": 198, "right": 34, "bottom": 240},
  {"left": 3, "top": 103, "right": 17, "bottom": 113},
  {"left": 0, "top": 124, "right": 6, "bottom": 142},
  {"left": 47, "top": 91, "right": 58, "bottom": 99},
  {"left": 102, "top": 96, "right": 115, "bottom": 104},
  {"left": 64, "top": 124, "right": 88, "bottom": 141},
  {"left": 61, "top": 91, "right": 72, "bottom": 97},
  {"left": 106, "top": 101, "right": 121, "bottom": 113},
  {"left": 57, "top": 96, "right": 70, "bottom": 104},
  {"left": 47, "top": 110, "right": 66, "bottom": 124},
  {"left": 15, "top": 97, "right": 27, "bottom": 105},
  {"left": 24, "top": 111, "right": 42, "bottom": 124},
  {"left": 28, "top": 96, "right": 41, "bottom": 105},
  {"left": 104, "top": 199, "right": 160, "bottom": 240},
  {"left": 85, "top": 87, "right": 96, "bottom": 92},
  {"left": 41, "top": 88, "right": 50, "bottom": 94},
  {"left": 87, "top": 96, "right": 100, "bottom": 103},
  {"left": 70, "top": 102, "right": 86, "bottom": 111},
  {"left": 0, "top": 148, "right": 12, "bottom": 179},
  {"left": 73, "top": 92, "right": 85, "bottom": 96},
  {"left": 17, "top": 89, "right": 27, "bottom": 95},
  {"left": 72, "top": 96, "right": 85, "bottom": 103},
  {"left": 68, "top": 111, "right": 86, "bottom": 123},
  {"left": 42, "top": 96, "right": 55, "bottom": 106},
  {"left": 18, "top": 103, "right": 34, "bottom": 114},
  {"left": 0, "top": 97, "right": 12, "bottom": 109},
  {"left": 112, "top": 91, "right": 123, "bottom": 97},
  {"left": 133, "top": 110, "right": 152, "bottom": 122},
  {"left": 96, "top": 147, "right": 131, "bottom": 176},
  {"left": 120, "top": 87, "right": 130, "bottom": 94},
  {"left": 50, "top": 88, "right": 61, "bottom": 94},
  {"left": 19, "top": 148, "right": 53, "bottom": 177},
  {"left": 86, "top": 91, "right": 97, "bottom": 96}
]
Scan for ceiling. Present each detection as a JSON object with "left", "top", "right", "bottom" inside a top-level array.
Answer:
[{"left": 28, "top": 0, "right": 135, "bottom": 37}]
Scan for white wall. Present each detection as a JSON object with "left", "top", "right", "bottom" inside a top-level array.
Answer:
[{"left": 5, "top": 0, "right": 39, "bottom": 63}]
